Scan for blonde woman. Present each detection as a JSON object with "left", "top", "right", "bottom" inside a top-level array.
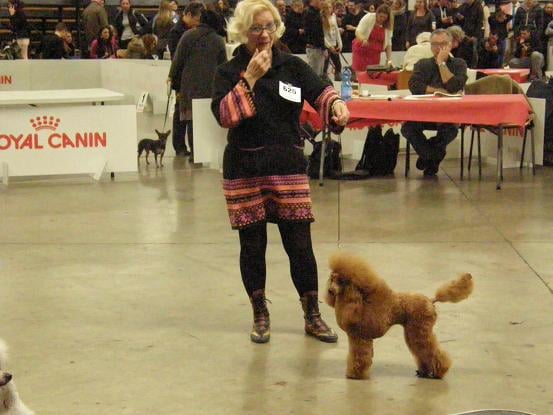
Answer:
[
  {"left": 211, "top": 0, "right": 349, "bottom": 344},
  {"left": 152, "top": 0, "right": 175, "bottom": 56},
  {"left": 353, "top": 4, "right": 393, "bottom": 71},
  {"left": 405, "top": 0, "right": 435, "bottom": 48},
  {"left": 321, "top": 0, "right": 343, "bottom": 80}
]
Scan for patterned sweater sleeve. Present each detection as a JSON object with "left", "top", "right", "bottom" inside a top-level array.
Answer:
[
  {"left": 212, "top": 68, "right": 256, "bottom": 129},
  {"left": 295, "top": 57, "right": 344, "bottom": 134}
]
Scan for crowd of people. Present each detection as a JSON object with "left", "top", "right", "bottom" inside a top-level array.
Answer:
[
  {"left": 274, "top": 0, "right": 553, "bottom": 79},
  {"left": 2, "top": 0, "right": 552, "bottom": 80},
  {"left": 1, "top": 0, "right": 233, "bottom": 59}
]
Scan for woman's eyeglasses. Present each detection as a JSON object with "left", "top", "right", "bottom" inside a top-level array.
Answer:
[{"left": 249, "top": 23, "right": 277, "bottom": 35}]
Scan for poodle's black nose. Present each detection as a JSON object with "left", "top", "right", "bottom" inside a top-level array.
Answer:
[{"left": 3, "top": 373, "right": 12, "bottom": 383}]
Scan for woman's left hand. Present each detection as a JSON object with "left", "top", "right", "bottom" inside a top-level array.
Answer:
[{"left": 332, "top": 100, "right": 349, "bottom": 127}]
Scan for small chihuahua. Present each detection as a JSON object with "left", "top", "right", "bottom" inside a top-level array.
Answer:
[{"left": 137, "top": 129, "right": 171, "bottom": 168}]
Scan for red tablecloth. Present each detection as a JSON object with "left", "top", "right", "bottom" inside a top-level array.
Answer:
[
  {"left": 356, "top": 71, "right": 400, "bottom": 87},
  {"left": 477, "top": 68, "right": 530, "bottom": 83},
  {"left": 301, "top": 95, "right": 531, "bottom": 130}
]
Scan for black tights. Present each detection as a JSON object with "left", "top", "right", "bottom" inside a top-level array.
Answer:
[{"left": 238, "top": 222, "right": 318, "bottom": 297}]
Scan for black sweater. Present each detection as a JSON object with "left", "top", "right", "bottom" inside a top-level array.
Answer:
[
  {"left": 40, "top": 34, "right": 65, "bottom": 59},
  {"left": 303, "top": 6, "right": 325, "bottom": 49},
  {"left": 459, "top": 0, "right": 484, "bottom": 39},
  {"left": 409, "top": 56, "right": 468, "bottom": 95},
  {"left": 114, "top": 9, "right": 148, "bottom": 40},
  {"left": 212, "top": 45, "right": 337, "bottom": 149},
  {"left": 9, "top": 10, "right": 30, "bottom": 38}
]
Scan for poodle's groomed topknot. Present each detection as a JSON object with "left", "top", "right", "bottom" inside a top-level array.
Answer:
[{"left": 329, "top": 252, "right": 388, "bottom": 292}]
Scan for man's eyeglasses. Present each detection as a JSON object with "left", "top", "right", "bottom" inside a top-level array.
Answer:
[
  {"left": 249, "top": 23, "right": 277, "bottom": 35},
  {"left": 431, "top": 41, "right": 450, "bottom": 47}
]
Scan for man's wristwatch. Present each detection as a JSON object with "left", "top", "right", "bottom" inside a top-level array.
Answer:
[{"left": 439, "top": 61, "right": 447, "bottom": 68}]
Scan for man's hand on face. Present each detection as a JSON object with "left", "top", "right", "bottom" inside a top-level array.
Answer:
[{"left": 436, "top": 44, "right": 451, "bottom": 65}]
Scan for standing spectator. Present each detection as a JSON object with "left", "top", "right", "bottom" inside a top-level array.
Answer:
[
  {"left": 170, "top": 9, "right": 227, "bottom": 162},
  {"left": 478, "top": 32, "right": 503, "bottom": 68},
  {"left": 406, "top": 0, "right": 436, "bottom": 49},
  {"left": 304, "top": 0, "right": 327, "bottom": 76},
  {"left": 168, "top": 2, "right": 205, "bottom": 155},
  {"left": 39, "top": 22, "right": 68, "bottom": 59},
  {"left": 391, "top": 0, "right": 407, "bottom": 50},
  {"left": 489, "top": 8, "right": 511, "bottom": 65},
  {"left": 513, "top": 0, "right": 543, "bottom": 38},
  {"left": 82, "top": 0, "right": 109, "bottom": 55},
  {"left": 167, "top": 2, "right": 203, "bottom": 58},
  {"left": 482, "top": 1, "right": 491, "bottom": 38},
  {"left": 509, "top": 25, "right": 544, "bottom": 80},
  {"left": 489, "top": 8, "right": 512, "bottom": 48},
  {"left": 456, "top": 0, "right": 484, "bottom": 41},
  {"left": 542, "top": 2, "right": 553, "bottom": 67},
  {"left": 282, "top": 0, "right": 307, "bottom": 53},
  {"left": 7, "top": 0, "right": 30, "bottom": 59},
  {"left": 353, "top": 4, "right": 393, "bottom": 70},
  {"left": 90, "top": 25, "right": 118, "bottom": 58},
  {"left": 114, "top": 0, "right": 148, "bottom": 49},
  {"left": 448, "top": 24, "right": 477, "bottom": 67},
  {"left": 334, "top": 1, "right": 346, "bottom": 28},
  {"left": 401, "top": 29, "right": 467, "bottom": 177},
  {"left": 216, "top": 0, "right": 234, "bottom": 32},
  {"left": 152, "top": 0, "right": 176, "bottom": 57},
  {"left": 276, "top": 0, "right": 288, "bottom": 20},
  {"left": 169, "top": 0, "right": 180, "bottom": 24},
  {"left": 342, "top": 0, "right": 366, "bottom": 52},
  {"left": 432, "top": 0, "right": 455, "bottom": 29},
  {"left": 321, "top": 0, "right": 343, "bottom": 80}
]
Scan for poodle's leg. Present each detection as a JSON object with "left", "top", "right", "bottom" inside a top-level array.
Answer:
[
  {"left": 403, "top": 321, "right": 451, "bottom": 379},
  {"left": 346, "top": 335, "right": 374, "bottom": 379}
]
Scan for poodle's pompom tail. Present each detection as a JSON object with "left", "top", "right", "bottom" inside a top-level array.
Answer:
[{"left": 432, "top": 273, "right": 474, "bottom": 303}]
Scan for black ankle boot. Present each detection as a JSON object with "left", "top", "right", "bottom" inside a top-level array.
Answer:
[
  {"left": 250, "top": 289, "right": 270, "bottom": 343},
  {"left": 300, "top": 291, "right": 338, "bottom": 343}
]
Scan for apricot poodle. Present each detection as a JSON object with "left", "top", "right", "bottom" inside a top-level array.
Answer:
[{"left": 325, "top": 252, "right": 473, "bottom": 380}]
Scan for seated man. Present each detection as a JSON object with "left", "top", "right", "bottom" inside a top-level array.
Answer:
[
  {"left": 401, "top": 28, "right": 468, "bottom": 177},
  {"left": 509, "top": 25, "right": 544, "bottom": 81}
]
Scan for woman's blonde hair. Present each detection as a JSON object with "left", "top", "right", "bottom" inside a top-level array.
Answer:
[
  {"left": 227, "top": 0, "right": 285, "bottom": 44},
  {"left": 155, "top": 0, "right": 173, "bottom": 30},
  {"left": 320, "top": 0, "right": 332, "bottom": 32}
]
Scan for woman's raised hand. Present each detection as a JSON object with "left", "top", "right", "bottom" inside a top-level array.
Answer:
[{"left": 244, "top": 49, "right": 272, "bottom": 88}]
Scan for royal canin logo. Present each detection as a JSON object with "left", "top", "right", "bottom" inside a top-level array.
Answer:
[
  {"left": 0, "top": 115, "right": 107, "bottom": 151},
  {"left": 30, "top": 116, "right": 61, "bottom": 131}
]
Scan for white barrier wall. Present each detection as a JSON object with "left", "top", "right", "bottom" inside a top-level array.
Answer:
[
  {"left": 0, "top": 60, "right": 101, "bottom": 91},
  {"left": 0, "top": 105, "right": 137, "bottom": 179},
  {"left": 0, "top": 57, "right": 545, "bottom": 172}
]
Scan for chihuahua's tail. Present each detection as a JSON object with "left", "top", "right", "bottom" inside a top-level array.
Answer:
[{"left": 432, "top": 273, "right": 474, "bottom": 304}]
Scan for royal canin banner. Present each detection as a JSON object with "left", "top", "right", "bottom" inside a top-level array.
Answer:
[{"left": 0, "top": 105, "right": 136, "bottom": 177}]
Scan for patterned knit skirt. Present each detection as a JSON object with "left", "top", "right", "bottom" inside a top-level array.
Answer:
[{"left": 222, "top": 144, "right": 315, "bottom": 230}]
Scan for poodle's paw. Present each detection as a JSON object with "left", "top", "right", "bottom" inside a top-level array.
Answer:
[
  {"left": 346, "top": 370, "right": 369, "bottom": 380},
  {"left": 416, "top": 369, "right": 442, "bottom": 379}
]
